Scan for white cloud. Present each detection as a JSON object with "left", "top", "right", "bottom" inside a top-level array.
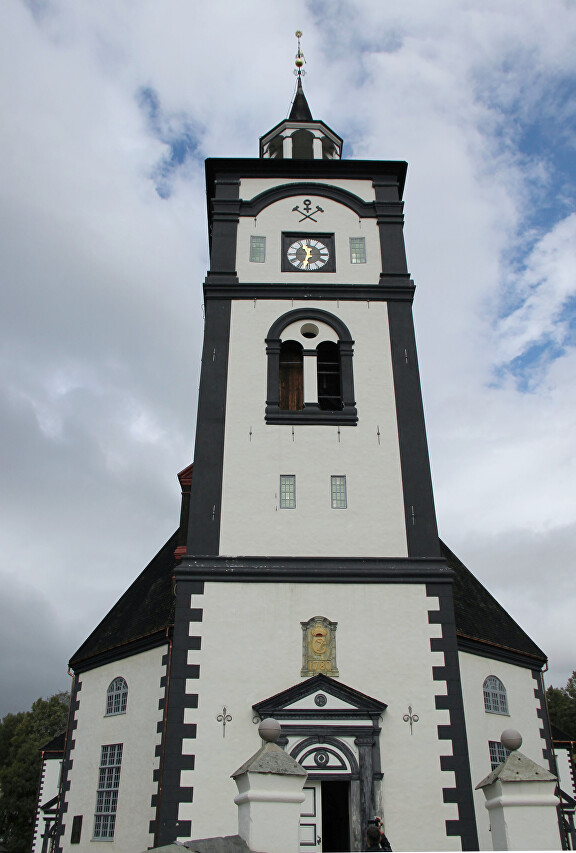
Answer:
[
  {"left": 1, "top": 0, "right": 576, "bottom": 718},
  {"left": 495, "top": 214, "right": 576, "bottom": 369}
]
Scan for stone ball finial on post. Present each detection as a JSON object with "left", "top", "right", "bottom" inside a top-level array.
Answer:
[
  {"left": 258, "top": 717, "right": 281, "bottom": 743},
  {"left": 476, "top": 727, "right": 561, "bottom": 850},
  {"left": 232, "top": 717, "right": 307, "bottom": 853},
  {"left": 500, "top": 728, "right": 522, "bottom": 752}
]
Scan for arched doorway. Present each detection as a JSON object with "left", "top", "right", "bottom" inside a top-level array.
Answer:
[{"left": 291, "top": 737, "right": 359, "bottom": 852}]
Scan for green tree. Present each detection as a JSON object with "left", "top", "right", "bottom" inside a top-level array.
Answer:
[
  {"left": 547, "top": 671, "right": 576, "bottom": 741},
  {"left": 0, "top": 692, "right": 70, "bottom": 853}
]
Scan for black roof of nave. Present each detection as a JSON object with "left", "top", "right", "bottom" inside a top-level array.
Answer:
[
  {"left": 441, "top": 540, "right": 546, "bottom": 663},
  {"left": 70, "top": 531, "right": 546, "bottom": 670},
  {"left": 69, "top": 531, "right": 177, "bottom": 669}
]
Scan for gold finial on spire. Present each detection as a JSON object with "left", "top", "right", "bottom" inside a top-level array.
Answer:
[{"left": 294, "top": 30, "right": 306, "bottom": 77}]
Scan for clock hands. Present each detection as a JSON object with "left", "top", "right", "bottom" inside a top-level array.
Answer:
[{"left": 301, "top": 242, "right": 313, "bottom": 268}]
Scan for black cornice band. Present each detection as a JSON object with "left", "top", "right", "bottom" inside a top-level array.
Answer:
[
  {"left": 69, "top": 631, "right": 170, "bottom": 674},
  {"left": 203, "top": 281, "right": 416, "bottom": 302},
  {"left": 205, "top": 158, "right": 408, "bottom": 203},
  {"left": 175, "top": 556, "right": 452, "bottom": 583},
  {"left": 457, "top": 635, "right": 547, "bottom": 669}
]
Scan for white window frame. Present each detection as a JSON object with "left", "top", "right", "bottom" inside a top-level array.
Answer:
[
  {"left": 483, "top": 676, "right": 509, "bottom": 715},
  {"left": 331, "top": 475, "right": 347, "bottom": 509},
  {"left": 93, "top": 743, "right": 122, "bottom": 840},
  {"left": 349, "top": 237, "right": 366, "bottom": 264},
  {"left": 105, "top": 677, "right": 128, "bottom": 716},
  {"left": 280, "top": 474, "right": 296, "bottom": 509},
  {"left": 250, "top": 235, "right": 266, "bottom": 263}
]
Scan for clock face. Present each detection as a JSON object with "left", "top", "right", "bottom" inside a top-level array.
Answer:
[{"left": 286, "top": 238, "right": 330, "bottom": 271}]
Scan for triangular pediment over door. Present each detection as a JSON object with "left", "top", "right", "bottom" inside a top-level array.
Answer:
[{"left": 253, "top": 673, "right": 387, "bottom": 722}]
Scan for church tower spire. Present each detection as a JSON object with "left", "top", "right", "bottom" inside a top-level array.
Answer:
[
  {"left": 260, "top": 31, "right": 342, "bottom": 159},
  {"left": 288, "top": 76, "right": 313, "bottom": 122}
]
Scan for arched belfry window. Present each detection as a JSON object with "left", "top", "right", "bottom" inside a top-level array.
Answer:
[
  {"left": 279, "top": 341, "right": 303, "bottom": 410},
  {"left": 268, "top": 135, "right": 283, "bottom": 159},
  {"left": 291, "top": 129, "right": 314, "bottom": 159},
  {"left": 483, "top": 676, "right": 508, "bottom": 715},
  {"left": 266, "top": 309, "right": 357, "bottom": 425},
  {"left": 106, "top": 677, "right": 128, "bottom": 716},
  {"left": 316, "top": 341, "right": 341, "bottom": 411}
]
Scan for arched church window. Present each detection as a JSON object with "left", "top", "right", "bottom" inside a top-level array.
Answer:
[
  {"left": 483, "top": 676, "right": 508, "bottom": 715},
  {"left": 279, "top": 341, "right": 303, "bottom": 410},
  {"left": 291, "top": 129, "right": 314, "bottom": 159},
  {"left": 265, "top": 308, "right": 357, "bottom": 425},
  {"left": 106, "top": 677, "right": 128, "bottom": 716}
]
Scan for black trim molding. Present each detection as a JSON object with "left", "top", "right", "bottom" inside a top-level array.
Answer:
[
  {"left": 532, "top": 669, "right": 566, "bottom": 846},
  {"left": 70, "top": 631, "right": 170, "bottom": 674},
  {"left": 532, "top": 669, "right": 555, "bottom": 771},
  {"left": 176, "top": 556, "right": 452, "bottom": 584},
  {"left": 457, "top": 635, "right": 547, "bottom": 670},
  {"left": 155, "top": 581, "right": 204, "bottom": 846},
  {"left": 54, "top": 676, "right": 82, "bottom": 852},
  {"left": 203, "top": 281, "right": 415, "bottom": 302}
]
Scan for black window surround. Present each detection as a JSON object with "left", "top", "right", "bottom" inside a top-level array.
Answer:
[{"left": 266, "top": 308, "right": 357, "bottom": 425}]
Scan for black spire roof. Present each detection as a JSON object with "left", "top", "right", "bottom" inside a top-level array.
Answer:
[{"left": 288, "top": 77, "right": 313, "bottom": 122}]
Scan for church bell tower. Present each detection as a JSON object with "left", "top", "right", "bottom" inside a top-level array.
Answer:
[{"left": 156, "top": 34, "right": 478, "bottom": 852}]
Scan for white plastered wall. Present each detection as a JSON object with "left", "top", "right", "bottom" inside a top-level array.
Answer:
[
  {"left": 459, "top": 651, "right": 547, "bottom": 851},
  {"left": 236, "top": 193, "right": 381, "bottom": 285},
  {"left": 180, "top": 582, "right": 460, "bottom": 852},
  {"left": 61, "top": 645, "right": 167, "bottom": 852},
  {"left": 219, "top": 299, "right": 407, "bottom": 557}
]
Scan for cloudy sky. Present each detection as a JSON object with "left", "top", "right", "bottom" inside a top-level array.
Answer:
[{"left": 1, "top": 0, "right": 575, "bottom": 718}]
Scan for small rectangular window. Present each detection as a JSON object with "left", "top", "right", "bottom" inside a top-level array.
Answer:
[
  {"left": 93, "top": 744, "right": 122, "bottom": 840},
  {"left": 280, "top": 475, "right": 296, "bottom": 509},
  {"left": 331, "top": 475, "right": 347, "bottom": 509},
  {"left": 71, "top": 815, "right": 83, "bottom": 844},
  {"left": 349, "top": 237, "right": 366, "bottom": 264},
  {"left": 250, "top": 235, "right": 266, "bottom": 263},
  {"left": 488, "top": 740, "right": 510, "bottom": 770}
]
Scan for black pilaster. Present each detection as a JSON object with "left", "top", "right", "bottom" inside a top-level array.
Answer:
[
  {"left": 185, "top": 299, "right": 231, "bottom": 556},
  {"left": 428, "top": 583, "right": 479, "bottom": 851},
  {"left": 155, "top": 580, "right": 204, "bottom": 846},
  {"left": 388, "top": 300, "right": 441, "bottom": 558},
  {"left": 54, "top": 676, "right": 82, "bottom": 852}
]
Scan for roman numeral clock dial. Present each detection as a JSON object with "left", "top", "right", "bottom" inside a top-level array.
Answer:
[
  {"left": 282, "top": 234, "right": 335, "bottom": 272},
  {"left": 287, "top": 238, "right": 329, "bottom": 270}
]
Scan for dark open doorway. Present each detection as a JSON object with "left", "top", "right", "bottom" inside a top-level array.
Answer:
[{"left": 321, "top": 781, "right": 350, "bottom": 852}]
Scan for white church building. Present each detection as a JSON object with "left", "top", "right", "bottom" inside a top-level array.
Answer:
[{"left": 51, "top": 52, "right": 562, "bottom": 853}]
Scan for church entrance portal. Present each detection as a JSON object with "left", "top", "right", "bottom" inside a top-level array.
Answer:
[
  {"left": 253, "top": 675, "right": 386, "bottom": 851},
  {"left": 299, "top": 780, "right": 350, "bottom": 852}
]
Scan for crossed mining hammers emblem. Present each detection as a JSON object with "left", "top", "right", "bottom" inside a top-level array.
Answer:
[{"left": 292, "top": 198, "right": 324, "bottom": 222}]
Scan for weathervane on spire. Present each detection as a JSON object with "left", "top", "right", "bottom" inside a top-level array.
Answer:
[{"left": 294, "top": 30, "right": 306, "bottom": 77}]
